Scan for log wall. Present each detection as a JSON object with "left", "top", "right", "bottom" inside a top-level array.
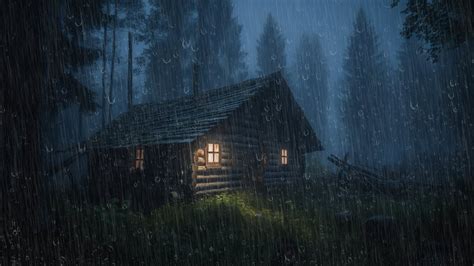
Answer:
[{"left": 191, "top": 82, "right": 307, "bottom": 195}]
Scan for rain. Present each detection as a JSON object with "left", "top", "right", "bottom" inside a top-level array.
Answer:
[{"left": 2, "top": 0, "right": 473, "bottom": 264}]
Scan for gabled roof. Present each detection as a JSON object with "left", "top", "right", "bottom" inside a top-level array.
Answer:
[{"left": 89, "top": 72, "right": 322, "bottom": 151}]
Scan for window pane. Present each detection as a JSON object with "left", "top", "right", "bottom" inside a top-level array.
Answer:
[
  {"left": 214, "top": 144, "right": 219, "bottom": 152},
  {"left": 208, "top": 153, "right": 214, "bottom": 163},
  {"left": 208, "top": 144, "right": 214, "bottom": 152},
  {"left": 214, "top": 153, "right": 219, "bottom": 162}
]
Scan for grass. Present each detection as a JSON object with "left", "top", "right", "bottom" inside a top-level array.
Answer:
[{"left": 3, "top": 172, "right": 474, "bottom": 264}]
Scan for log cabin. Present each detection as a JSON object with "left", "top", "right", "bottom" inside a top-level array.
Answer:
[{"left": 87, "top": 72, "right": 322, "bottom": 205}]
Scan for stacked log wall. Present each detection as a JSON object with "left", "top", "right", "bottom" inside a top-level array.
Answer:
[{"left": 191, "top": 82, "right": 306, "bottom": 194}]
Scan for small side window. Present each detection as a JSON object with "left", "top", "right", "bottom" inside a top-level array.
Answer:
[
  {"left": 281, "top": 148, "right": 288, "bottom": 165},
  {"left": 133, "top": 147, "right": 145, "bottom": 170}
]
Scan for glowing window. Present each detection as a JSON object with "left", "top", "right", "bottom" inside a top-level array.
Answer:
[
  {"left": 207, "top": 143, "right": 220, "bottom": 164},
  {"left": 134, "top": 147, "right": 144, "bottom": 170},
  {"left": 281, "top": 149, "right": 288, "bottom": 165}
]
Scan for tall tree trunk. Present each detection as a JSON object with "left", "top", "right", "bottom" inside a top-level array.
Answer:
[
  {"left": 127, "top": 31, "right": 133, "bottom": 110},
  {"left": 101, "top": 2, "right": 109, "bottom": 128},
  {"left": 108, "top": 0, "right": 118, "bottom": 123},
  {"left": 2, "top": 0, "right": 47, "bottom": 259}
]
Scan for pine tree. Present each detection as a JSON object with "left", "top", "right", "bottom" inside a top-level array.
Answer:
[
  {"left": 342, "top": 8, "right": 388, "bottom": 166},
  {"left": 2, "top": 0, "right": 105, "bottom": 257},
  {"left": 144, "top": 0, "right": 247, "bottom": 100},
  {"left": 143, "top": 0, "right": 194, "bottom": 101},
  {"left": 195, "top": 0, "right": 247, "bottom": 89},
  {"left": 295, "top": 34, "right": 328, "bottom": 140},
  {"left": 392, "top": 0, "right": 473, "bottom": 60},
  {"left": 394, "top": 0, "right": 474, "bottom": 177},
  {"left": 398, "top": 38, "right": 441, "bottom": 157},
  {"left": 256, "top": 14, "right": 287, "bottom": 75},
  {"left": 436, "top": 43, "right": 474, "bottom": 178}
]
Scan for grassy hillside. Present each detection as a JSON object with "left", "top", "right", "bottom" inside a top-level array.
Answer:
[{"left": 3, "top": 174, "right": 473, "bottom": 264}]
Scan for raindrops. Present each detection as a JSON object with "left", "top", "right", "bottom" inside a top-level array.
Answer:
[
  {"left": 447, "top": 92, "right": 455, "bottom": 100},
  {"left": 162, "top": 58, "right": 172, "bottom": 64},
  {"left": 184, "top": 86, "right": 191, "bottom": 95},
  {"left": 74, "top": 20, "right": 83, "bottom": 27},
  {"left": 409, "top": 101, "right": 419, "bottom": 111},
  {"left": 449, "top": 79, "right": 458, "bottom": 87},
  {"left": 275, "top": 103, "right": 282, "bottom": 112},
  {"left": 181, "top": 39, "right": 191, "bottom": 49},
  {"left": 315, "top": 73, "right": 321, "bottom": 81},
  {"left": 106, "top": 96, "right": 116, "bottom": 104},
  {"left": 78, "top": 143, "right": 86, "bottom": 153},
  {"left": 357, "top": 109, "right": 364, "bottom": 117},
  {"left": 45, "top": 144, "right": 54, "bottom": 153},
  {"left": 303, "top": 128, "right": 310, "bottom": 136}
]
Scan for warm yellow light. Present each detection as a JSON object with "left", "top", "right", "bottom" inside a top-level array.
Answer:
[
  {"left": 207, "top": 143, "right": 220, "bottom": 164},
  {"left": 281, "top": 148, "right": 288, "bottom": 165}
]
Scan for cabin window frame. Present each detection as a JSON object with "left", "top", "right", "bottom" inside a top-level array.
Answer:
[
  {"left": 281, "top": 148, "right": 288, "bottom": 166},
  {"left": 132, "top": 146, "right": 145, "bottom": 171},
  {"left": 206, "top": 143, "right": 220, "bottom": 167}
]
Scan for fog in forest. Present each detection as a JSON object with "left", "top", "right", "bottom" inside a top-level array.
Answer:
[{"left": 3, "top": 0, "right": 473, "bottom": 264}]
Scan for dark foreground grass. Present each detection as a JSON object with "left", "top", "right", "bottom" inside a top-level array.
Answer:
[{"left": 3, "top": 176, "right": 474, "bottom": 265}]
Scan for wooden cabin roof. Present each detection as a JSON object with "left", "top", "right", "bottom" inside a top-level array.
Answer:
[{"left": 89, "top": 72, "right": 322, "bottom": 151}]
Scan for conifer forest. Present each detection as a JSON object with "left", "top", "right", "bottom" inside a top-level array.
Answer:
[{"left": 2, "top": 0, "right": 474, "bottom": 264}]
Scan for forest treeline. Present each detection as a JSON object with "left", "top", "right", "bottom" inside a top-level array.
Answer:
[{"left": 1, "top": 0, "right": 473, "bottom": 260}]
